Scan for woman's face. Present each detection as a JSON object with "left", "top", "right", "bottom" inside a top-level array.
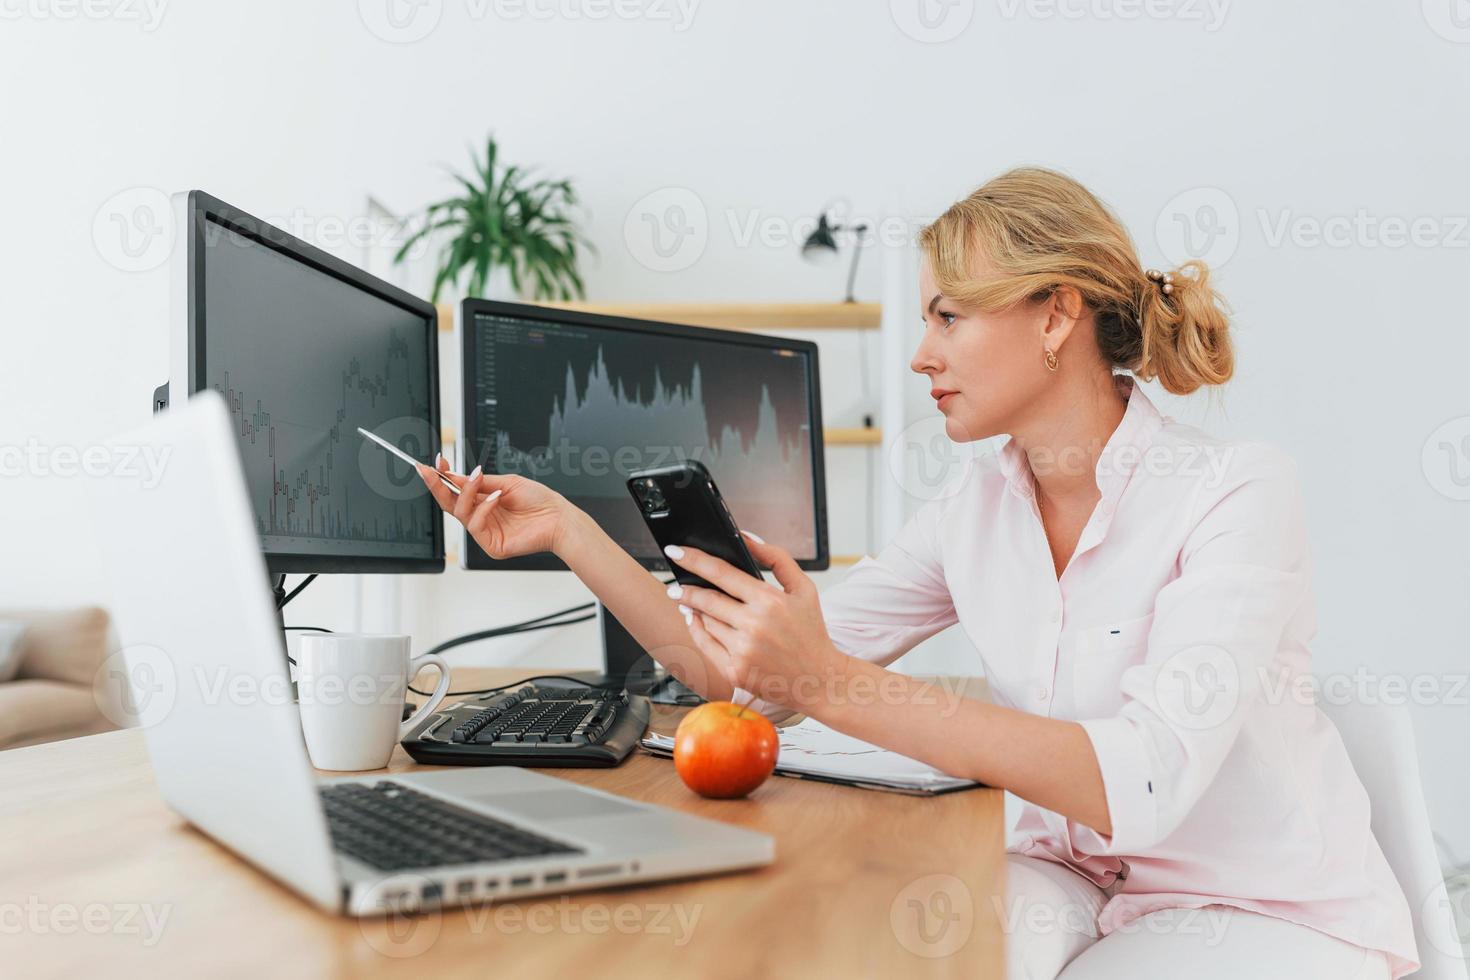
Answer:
[{"left": 910, "top": 262, "right": 1058, "bottom": 443}]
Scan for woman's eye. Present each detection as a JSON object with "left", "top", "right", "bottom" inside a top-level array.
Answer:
[{"left": 938, "top": 311, "right": 957, "bottom": 328}]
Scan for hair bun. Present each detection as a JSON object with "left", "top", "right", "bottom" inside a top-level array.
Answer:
[{"left": 1136, "top": 259, "right": 1233, "bottom": 395}]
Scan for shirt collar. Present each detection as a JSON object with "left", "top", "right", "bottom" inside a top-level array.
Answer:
[{"left": 997, "top": 374, "right": 1164, "bottom": 503}]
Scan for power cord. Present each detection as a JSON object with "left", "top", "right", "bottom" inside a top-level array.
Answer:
[
  {"left": 279, "top": 599, "right": 597, "bottom": 693},
  {"left": 403, "top": 580, "right": 675, "bottom": 695},
  {"left": 284, "top": 613, "right": 593, "bottom": 679},
  {"left": 415, "top": 673, "right": 601, "bottom": 700},
  {"left": 275, "top": 574, "right": 317, "bottom": 609},
  {"left": 407, "top": 610, "right": 597, "bottom": 696},
  {"left": 423, "top": 602, "right": 595, "bottom": 659}
]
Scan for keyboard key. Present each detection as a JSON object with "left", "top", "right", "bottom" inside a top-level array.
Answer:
[{"left": 320, "top": 782, "right": 583, "bottom": 872}]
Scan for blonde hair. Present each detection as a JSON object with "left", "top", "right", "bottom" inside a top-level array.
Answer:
[{"left": 918, "top": 167, "right": 1232, "bottom": 395}]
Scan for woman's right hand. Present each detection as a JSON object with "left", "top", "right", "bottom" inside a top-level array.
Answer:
[{"left": 416, "top": 456, "right": 572, "bottom": 560}]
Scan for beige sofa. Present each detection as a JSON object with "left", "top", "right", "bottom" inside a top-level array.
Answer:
[{"left": 0, "top": 607, "right": 119, "bottom": 750}]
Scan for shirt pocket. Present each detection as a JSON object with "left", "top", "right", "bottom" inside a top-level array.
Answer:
[{"left": 1069, "top": 613, "right": 1155, "bottom": 718}]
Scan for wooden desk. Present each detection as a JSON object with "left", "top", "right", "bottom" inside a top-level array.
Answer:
[{"left": 0, "top": 669, "right": 1005, "bottom": 978}]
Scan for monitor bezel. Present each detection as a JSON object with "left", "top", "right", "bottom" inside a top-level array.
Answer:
[
  {"left": 459, "top": 298, "right": 830, "bottom": 573},
  {"left": 175, "top": 189, "right": 445, "bottom": 575}
]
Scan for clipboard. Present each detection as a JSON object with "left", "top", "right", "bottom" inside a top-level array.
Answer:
[{"left": 639, "top": 719, "right": 982, "bottom": 797}]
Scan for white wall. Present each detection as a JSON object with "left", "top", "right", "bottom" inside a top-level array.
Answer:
[{"left": 4, "top": 1, "right": 1469, "bottom": 859}]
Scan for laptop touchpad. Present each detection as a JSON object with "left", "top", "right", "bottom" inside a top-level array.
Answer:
[{"left": 473, "top": 789, "right": 646, "bottom": 822}]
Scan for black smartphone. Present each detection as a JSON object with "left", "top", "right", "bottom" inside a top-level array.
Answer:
[{"left": 627, "top": 461, "right": 764, "bottom": 593}]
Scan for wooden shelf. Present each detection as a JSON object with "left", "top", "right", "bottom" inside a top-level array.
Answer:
[
  {"left": 437, "top": 301, "right": 880, "bottom": 334},
  {"left": 824, "top": 427, "right": 882, "bottom": 446}
]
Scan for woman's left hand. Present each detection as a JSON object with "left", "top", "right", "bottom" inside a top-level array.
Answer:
[{"left": 663, "top": 532, "right": 846, "bottom": 710}]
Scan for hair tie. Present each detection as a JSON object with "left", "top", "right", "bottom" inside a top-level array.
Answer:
[{"left": 1145, "top": 268, "right": 1175, "bottom": 295}]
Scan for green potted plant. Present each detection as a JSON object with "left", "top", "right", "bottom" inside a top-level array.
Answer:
[{"left": 395, "top": 135, "right": 591, "bottom": 302}]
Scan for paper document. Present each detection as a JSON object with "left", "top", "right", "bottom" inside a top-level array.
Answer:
[{"left": 640, "top": 718, "right": 979, "bottom": 796}]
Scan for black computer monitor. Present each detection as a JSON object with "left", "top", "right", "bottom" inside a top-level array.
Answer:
[
  {"left": 459, "top": 300, "right": 829, "bottom": 573},
  {"left": 164, "top": 190, "right": 444, "bottom": 575}
]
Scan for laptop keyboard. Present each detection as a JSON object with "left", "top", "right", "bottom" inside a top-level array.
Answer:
[{"left": 320, "top": 781, "right": 584, "bottom": 872}]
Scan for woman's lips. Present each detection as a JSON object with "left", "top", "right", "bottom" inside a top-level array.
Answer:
[{"left": 932, "top": 389, "right": 958, "bottom": 409}]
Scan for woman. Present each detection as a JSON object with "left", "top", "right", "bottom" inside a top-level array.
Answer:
[{"left": 418, "top": 168, "right": 1417, "bottom": 978}]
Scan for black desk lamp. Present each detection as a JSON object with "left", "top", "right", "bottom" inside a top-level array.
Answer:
[{"left": 802, "top": 213, "right": 869, "bottom": 303}]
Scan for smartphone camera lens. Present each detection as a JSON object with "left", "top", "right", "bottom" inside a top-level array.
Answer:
[{"left": 635, "top": 478, "right": 667, "bottom": 513}]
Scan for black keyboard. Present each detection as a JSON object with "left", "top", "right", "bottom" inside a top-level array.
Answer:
[
  {"left": 320, "top": 781, "right": 583, "bottom": 872},
  {"left": 400, "top": 683, "right": 650, "bottom": 768}
]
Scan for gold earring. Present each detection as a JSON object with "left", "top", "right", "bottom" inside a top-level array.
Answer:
[{"left": 1044, "top": 348, "right": 1059, "bottom": 372}]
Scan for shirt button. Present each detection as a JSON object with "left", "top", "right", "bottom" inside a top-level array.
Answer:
[{"left": 1035, "top": 685, "right": 1050, "bottom": 702}]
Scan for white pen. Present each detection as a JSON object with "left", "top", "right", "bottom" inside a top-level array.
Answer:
[{"left": 357, "top": 426, "right": 464, "bottom": 496}]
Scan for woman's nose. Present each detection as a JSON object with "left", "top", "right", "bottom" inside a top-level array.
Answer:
[{"left": 910, "top": 334, "right": 941, "bottom": 376}]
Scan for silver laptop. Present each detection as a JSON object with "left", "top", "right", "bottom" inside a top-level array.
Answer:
[{"left": 86, "top": 392, "right": 773, "bottom": 916}]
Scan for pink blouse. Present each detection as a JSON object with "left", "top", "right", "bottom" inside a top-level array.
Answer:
[{"left": 814, "top": 377, "right": 1418, "bottom": 976}]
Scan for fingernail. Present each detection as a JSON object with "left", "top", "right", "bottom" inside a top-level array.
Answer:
[
  {"left": 486, "top": 489, "right": 502, "bottom": 501},
  {"left": 683, "top": 611, "right": 693, "bottom": 626},
  {"left": 663, "top": 544, "right": 684, "bottom": 560},
  {"left": 469, "top": 465, "right": 482, "bottom": 479},
  {"left": 435, "top": 452, "right": 444, "bottom": 467},
  {"left": 677, "top": 604, "right": 690, "bottom": 616},
  {"left": 666, "top": 583, "right": 683, "bottom": 599},
  {"left": 741, "top": 529, "right": 765, "bottom": 544}
]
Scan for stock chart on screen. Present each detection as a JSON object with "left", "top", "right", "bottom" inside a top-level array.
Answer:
[
  {"left": 469, "top": 311, "right": 819, "bottom": 561},
  {"left": 202, "top": 221, "right": 438, "bottom": 560}
]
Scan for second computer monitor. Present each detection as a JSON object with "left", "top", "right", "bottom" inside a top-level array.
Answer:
[
  {"left": 460, "top": 300, "right": 828, "bottom": 571},
  {"left": 171, "top": 190, "right": 444, "bottom": 575}
]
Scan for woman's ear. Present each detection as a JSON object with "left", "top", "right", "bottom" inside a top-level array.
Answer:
[{"left": 1038, "top": 285, "right": 1084, "bottom": 354}]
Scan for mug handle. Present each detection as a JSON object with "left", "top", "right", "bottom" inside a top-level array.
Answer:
[{"left": 399, "top": 653, "right": 452, "bottom": 739}]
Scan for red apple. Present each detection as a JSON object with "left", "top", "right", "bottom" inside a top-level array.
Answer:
[{"left": 673, "top": 701, "right": 780, "bottom": 799}]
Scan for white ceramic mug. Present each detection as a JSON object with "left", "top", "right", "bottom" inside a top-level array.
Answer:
[{"left": 295, "top": 633, "right": 451, "bottom": 771}]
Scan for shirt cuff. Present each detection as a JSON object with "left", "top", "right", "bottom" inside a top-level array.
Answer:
[
  {"left": 733, "top": 687, "right": 798, "bottom": 725},
  {"left": 1075, "top": 716, "right": 1157, "bottom": 855}
]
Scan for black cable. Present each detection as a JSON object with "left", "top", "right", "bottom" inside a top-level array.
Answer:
[
  {"left": 277, "top": 602, "right": 599, "bottom": 693},
  {"left": 281, "top": 600, "right": 596, "bottom": 678},
  {"left": 437, "top": 611, "right": 594, "bottom": 653},
  {"left": 277, "top": 574, "right": 317, "bottom": 608},
  {"left": 407, "top": 614, "right": 597, "bottom": 696},
  {"left": 413, "top": 672, "right": 601, "bottom": 700},
  {"left": 463, "top": 600, "right": 596, "bottom": 635},
  {"left": 282, "top": 626, "right": 333, "bottom": 666},
  {"left": 422, "top": 603, "right": 595, "bottom": 659},
  {"left": 285, "top": 615, "right": 592, "bottom": 672}
]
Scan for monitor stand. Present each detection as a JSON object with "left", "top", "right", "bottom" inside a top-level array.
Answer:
[
  {"left": 268, "top": 575, "right": 312, "bottom": 709},
  {"left": 269, "top": 576, "right": 290, "bottom": 635}
]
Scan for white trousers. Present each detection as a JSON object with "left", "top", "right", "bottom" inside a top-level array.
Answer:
[{"left": 1004, "top": 855, "right": 1393, "bottom": 980}]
